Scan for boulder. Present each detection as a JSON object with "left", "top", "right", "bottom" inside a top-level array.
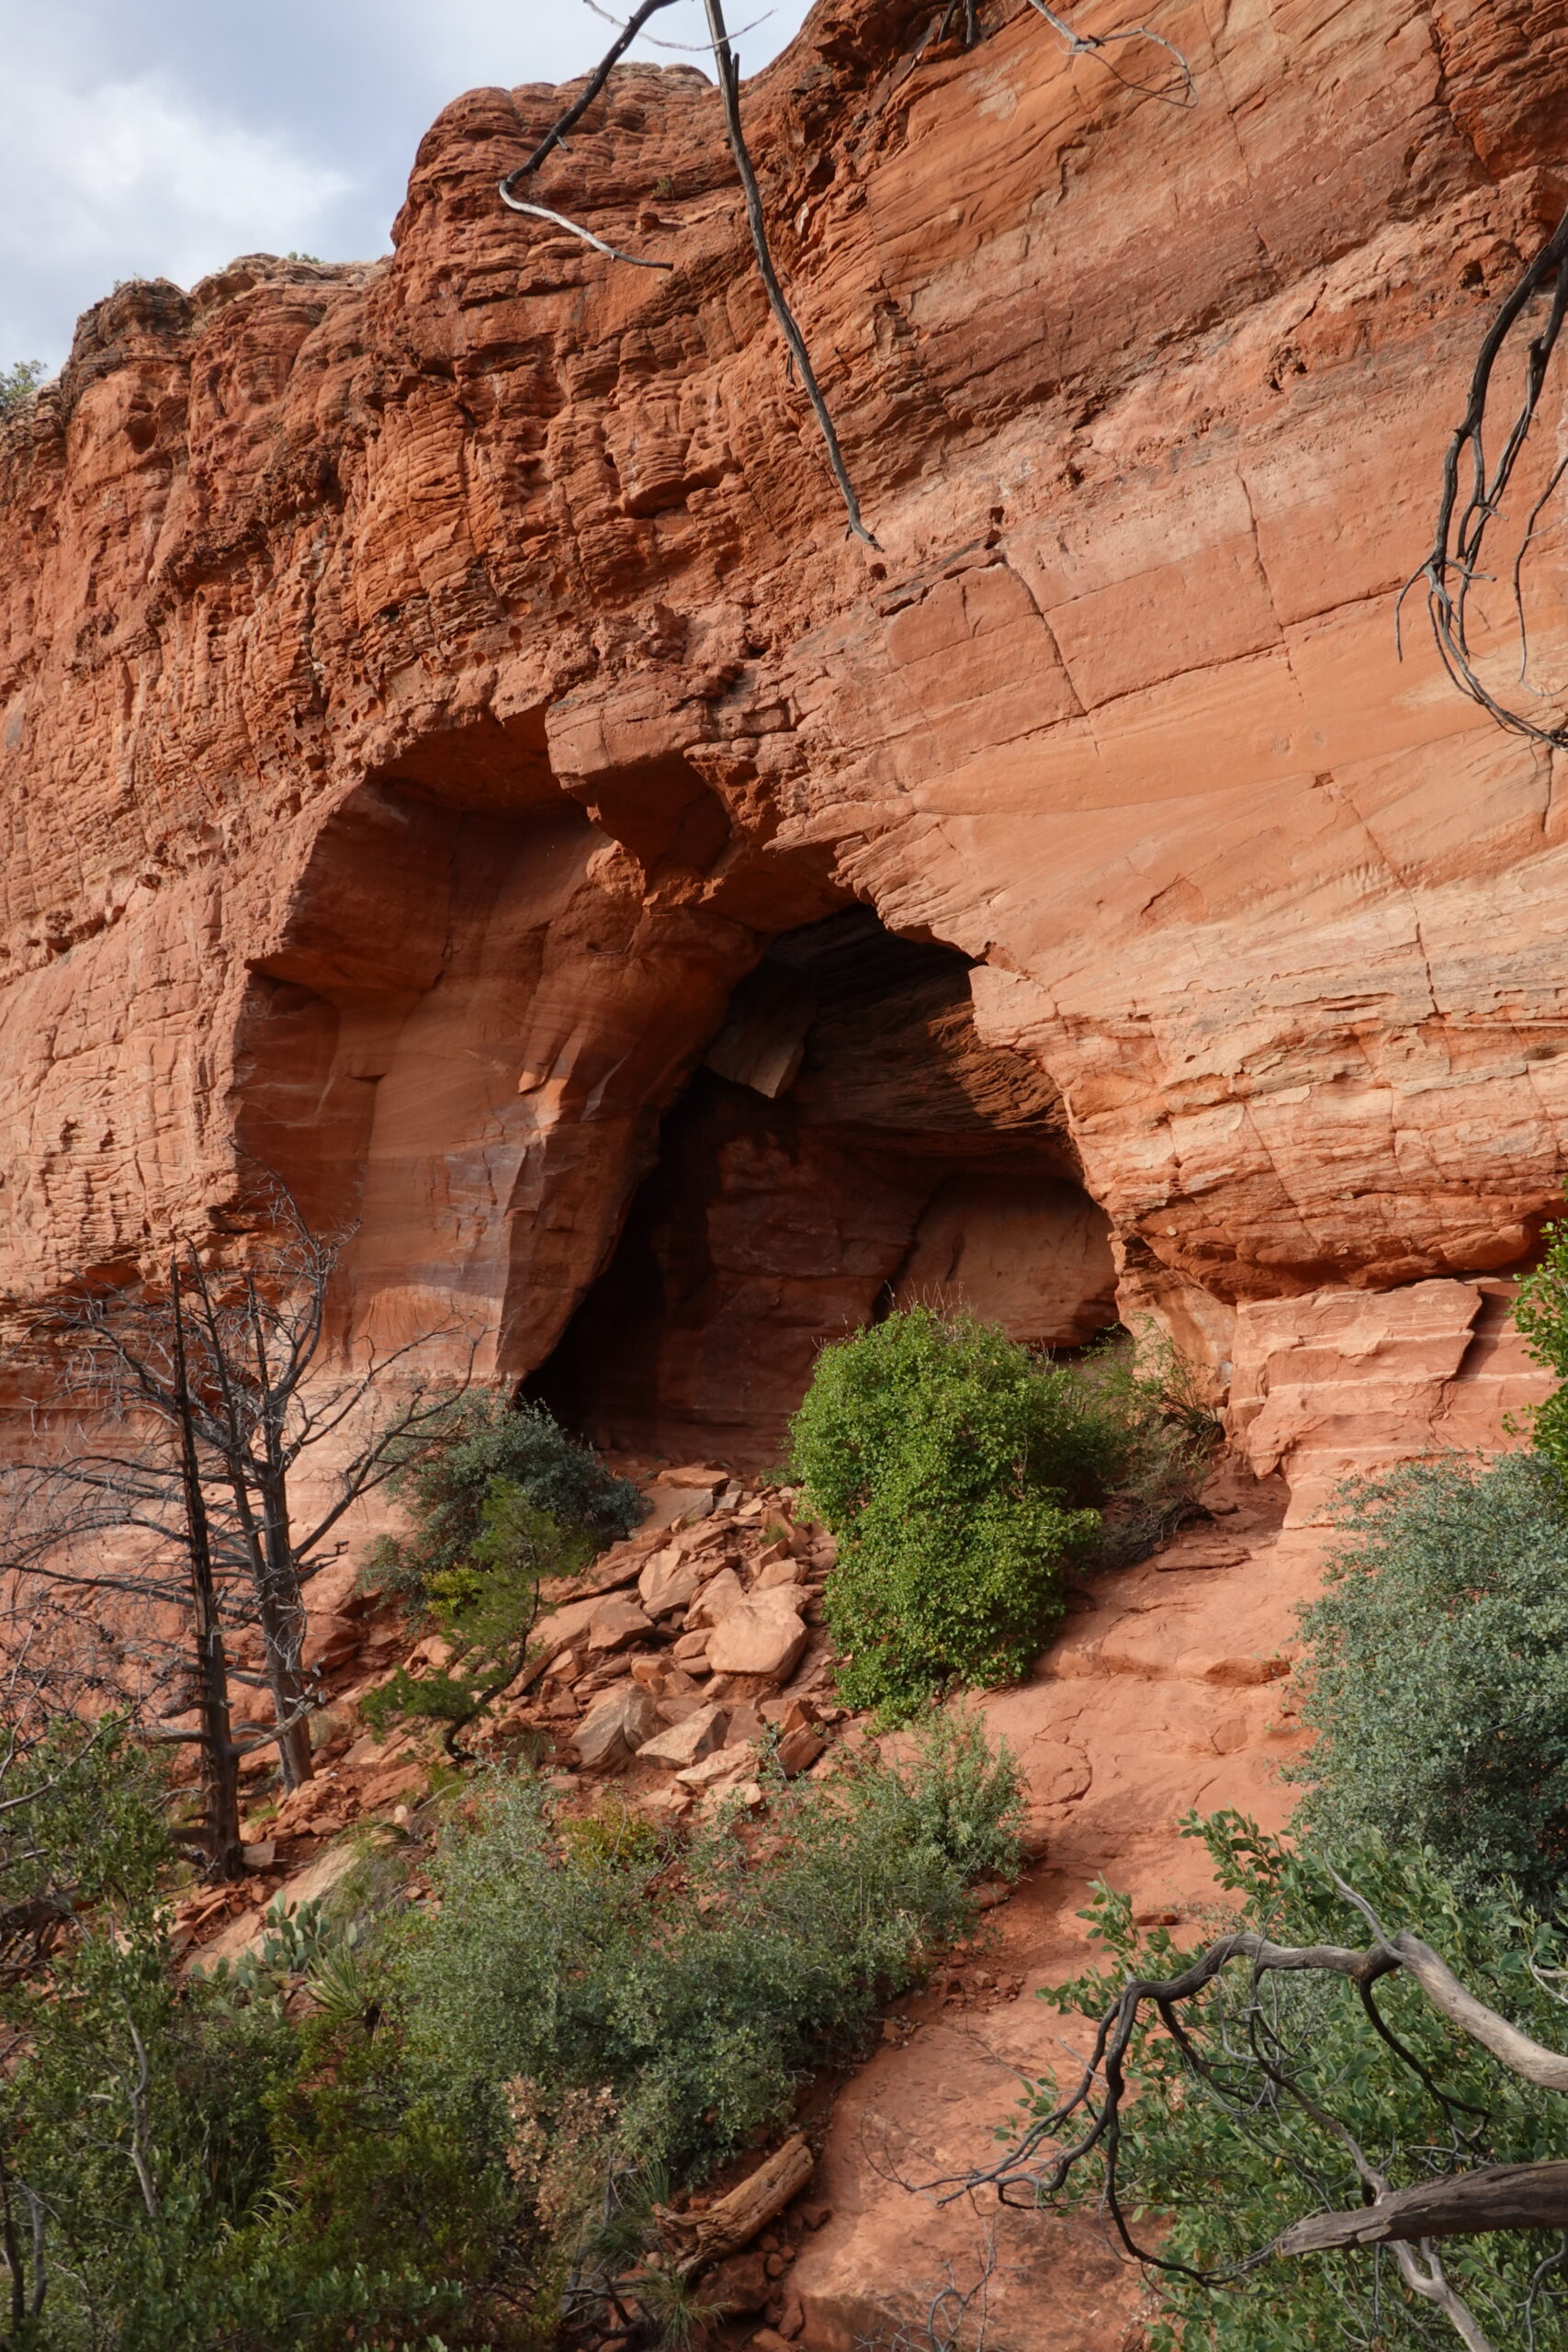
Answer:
[
  {"left": 572, "top": 1685, "right": 661, "bottom": 1771},
  {"left": 705, "top": 1595, "right": 809, "bottom": 1683},
  {"left": 637, "top": 1702, "right": 730, "bottom": 1770},
  {"left": 587, "top": 1596, "right": 655, "bottom": 1652},
  {"left": 685, "top": 1567, "right": 746, "bottom": 1631},
  {"left": 638, "top": 1548, "right": 706, "bottom": 1617}
]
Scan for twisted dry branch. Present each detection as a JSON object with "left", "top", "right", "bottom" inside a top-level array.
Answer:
[
  {"left": 1406, "top": 199, "right": 1568, "bottom": 743},
  {"left": 931, "top": 1900, "right": 1568, "bottom": 2350}
]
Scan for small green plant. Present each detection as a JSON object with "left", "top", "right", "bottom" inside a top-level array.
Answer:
[
  {"left": 392, "top": 1719, "right": 1023, "bottom": 2182},
  {"left": 790, "top": 1308, "right": 1175, "bottom": 1720},
  {"left": 1512, "top": 1187, "right": 1568, "bottom": 1474},
  {"left": 0, "top": 359, "right": 45, "bottom": 414},
  {"left": 363, "top": 1390, "right": 639, "bottom": 1607},
  {"left": 558, "top": 1792, "right": 663, "bottom": 1872},
  {"left": 362, "top": 1480, "right": 591, "bottom": 1755}
]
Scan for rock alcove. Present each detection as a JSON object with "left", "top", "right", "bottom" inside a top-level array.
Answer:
[{"left": 532, "top": 908, "right": 1119, "bottom": 1455}]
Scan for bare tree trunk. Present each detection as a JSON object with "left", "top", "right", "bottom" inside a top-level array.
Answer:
[
  {"left": 252, "top": 1278, "right": 314, "bottom": 1789},
  {"left": 170, "top": 1266, "right": 243, "bottom": 1880}
]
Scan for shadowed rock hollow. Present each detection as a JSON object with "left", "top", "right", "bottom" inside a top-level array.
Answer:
[
  {"left": 6, "top": 3, "right": 1568, "bottom": 2342},
  {"left": 5, "top": 0, "right": 1568, "bottom": 1448}
]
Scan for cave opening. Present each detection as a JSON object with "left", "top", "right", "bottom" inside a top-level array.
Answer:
[{"left": 528, "top": 909, "right": 1119, "bottom": 1461}]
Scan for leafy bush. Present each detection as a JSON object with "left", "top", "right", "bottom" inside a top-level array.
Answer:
[
  {"left": 1030, "top": 1815, "right": 1568, "bottom": 2351},
  {"left": 0, "top": 1701, "right": 1021, "bottom": 2346},
  {"left": 363, "top": 1389, "right": 641, "bottom": 1605},
  {"left": 391, "top": 1709, "right": 1023, "bottom": 2181},
  {"left": 1514, "top": 1193, "right": 1568, "bottom": 1476},
  {"left": 1287, "top": 1452, "right": 1568, "bottom": 1907},
  {"left": 789, "top": 1308, "right": 1201, "bottom": 1720}
]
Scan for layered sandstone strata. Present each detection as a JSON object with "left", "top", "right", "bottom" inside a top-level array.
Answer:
[{"left": 4, "top": 0, "right": 1568, "bottom": 1444}]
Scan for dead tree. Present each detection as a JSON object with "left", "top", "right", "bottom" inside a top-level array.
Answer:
[
  {"left": 500, "top": 0, "right": 1190, "bottom": 548},
  {"left": 941, "top": 1869, "right": 1568, "bottom": 2352},
  {"left": 2, "top": 1189, "right": 473, "bottom": 1869}
]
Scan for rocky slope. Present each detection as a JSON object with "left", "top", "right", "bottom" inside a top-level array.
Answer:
[{"left": 6, "top": 0, "right": 1568, "bottom": 2341}]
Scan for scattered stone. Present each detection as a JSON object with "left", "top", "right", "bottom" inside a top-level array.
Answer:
[
  {"left": 629, "top": 1656, "right": 666, "bottom": 1690},
  {"left": 638, "top": 1549, "right": 705, "bottom": 1616},
  {"left": 588, "top": 1597, "right": 655, "bottom": 1652},
  {"left": 662, "top": 1464, "right": 731, "bottom": 1488},
  {"left": 686, "top": 1566, "right": 746, "bottom": 1631},
  {"left": 776, "top": 1726, "right": 826, "bottom": 1777},
  {"left": 238, "top": 1839, "right": 276, "bottom": 1870},
  {"left": 706, "top": 1595, "right": 808, "bottom": 1682},
  {"left": 675, "top": 1740, "right": 758, "bottom": 1790},
  {"left": 761, "top": 1696, "right": 818, "bottom": 1734},
  {"left": 753, "top": 1556, "right": 802, "bottom": 1593},
  {"left": 637, "top": 1702, "right": 730, "bottom": 1769},
  {"left": 725, "top": 1700, "right": 767, "bottom": 1747},
  {"left": 671, "top": 1628, "right": 712, "bottom": 1664},
  {"left": 573, "top": 1685, "right": 661, "bottom": 1771}
]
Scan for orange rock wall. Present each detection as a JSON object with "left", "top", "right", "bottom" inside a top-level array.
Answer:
[{"left": 4, "top": 0, "right": 1568, "bottom": 1401}]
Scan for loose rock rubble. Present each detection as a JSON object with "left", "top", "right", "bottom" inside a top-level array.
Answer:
[{"left": 170, "top": 1466, "right": 847, "bottom": 1951}]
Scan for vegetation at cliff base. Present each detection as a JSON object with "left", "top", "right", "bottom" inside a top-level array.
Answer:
[
  {"left": 789, "top": 1307, "right": 1212, "bottom": 1721},
  {"left": 0, "top": 1702, "right": 1020, "bottom": 2348},
  {"left": 988, "top": 1206, "right": 1568, "bottom": 2352},
  {"left": 362, "top": 1390, "right": 643, "bottom": 1609}
]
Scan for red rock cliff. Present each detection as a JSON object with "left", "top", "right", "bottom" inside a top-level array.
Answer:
[{"left": 3, "top": 0, "right": 1567, "bottom": 1447}]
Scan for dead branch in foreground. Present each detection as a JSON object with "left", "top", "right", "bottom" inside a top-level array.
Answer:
[
  {"left": 920, "top": 1870, "right": 1568, "bottom": 2352},
  {"left": 500, "top": 0, "right": 1193, "bottom": 549}
]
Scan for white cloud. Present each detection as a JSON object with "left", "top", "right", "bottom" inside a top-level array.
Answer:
[
  {"left": 0, "top": 0, "right": 818, "bottom": 368},
  {"left": 5, "top": 71, "right": 353, "bottom": 277},
  {"left": 0, "top": 62, "right": 354, "bottom": 364}
]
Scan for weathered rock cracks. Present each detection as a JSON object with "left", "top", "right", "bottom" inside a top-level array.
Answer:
[
  {"left": 5, "top": 0, "right": 1568, "bottom": 1437},
  {"left": 9, "top": 0, "right": 1568, "bottom": 2344}
]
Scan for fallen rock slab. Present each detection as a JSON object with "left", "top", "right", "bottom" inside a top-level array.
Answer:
[
  {"left": 675, "top": 1740, "right": 758, "bottom": 1790},
  {"left": 637, "top": 1703, "right": 730, "bottom": 1770},
  {"left": 706, "top": 1595, "right": 808, "bottom": 1682},
  {"left": 686, "top": 1566, "right": 746, "bottom": 1631},
  {"left": 587, "top": 1595, "right": 655, "bottom": 1652},
  {"left": 573, "top": 1685, "right": 661, "bottom": 1771}
]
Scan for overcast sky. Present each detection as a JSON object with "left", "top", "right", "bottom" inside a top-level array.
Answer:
[{"left": 1, "top": 0, "right": 817, "bottom": 370}]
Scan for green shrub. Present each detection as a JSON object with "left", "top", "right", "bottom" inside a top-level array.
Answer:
[
  {"left": 363, "top": 1390, "right": 640, "bottom": 1605},
  {"left": 391, "top": 1711, "right": 1023, "bottom": 2183},
  {"left": 0, "top": 359, "right": 45, "bottom": 415},
  {"left": 1513, "top": 1192, "right": 1568, "bottom": 1476},
  {"left": 362, "top": 1479, "right": 590, "bottom": 1751},
  {"left": 789, "top": 1308, "right": 1195, "bottom": 1720},
  {"left": 1030, "top": 1815, "right": 1568, "bottom": 2350},
  {"left": 1287, "top": 1452, "right": 1568, "bottom": 1907}
]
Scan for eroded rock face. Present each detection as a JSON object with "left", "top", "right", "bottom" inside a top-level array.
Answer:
[{"left": 4, "top": 0, "right": 1568, "bottom": 1399}]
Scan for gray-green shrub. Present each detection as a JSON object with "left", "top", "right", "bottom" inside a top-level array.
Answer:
[
  {"left": 363, "top": 1389, "right": 641, "bottom": 1605},
  {"left": 392, "top": 1708, "right": 1024, "bottom": 2177},
  {"left": 1288, "top": 1452, "right": 1568, "bottom": 1907}
]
